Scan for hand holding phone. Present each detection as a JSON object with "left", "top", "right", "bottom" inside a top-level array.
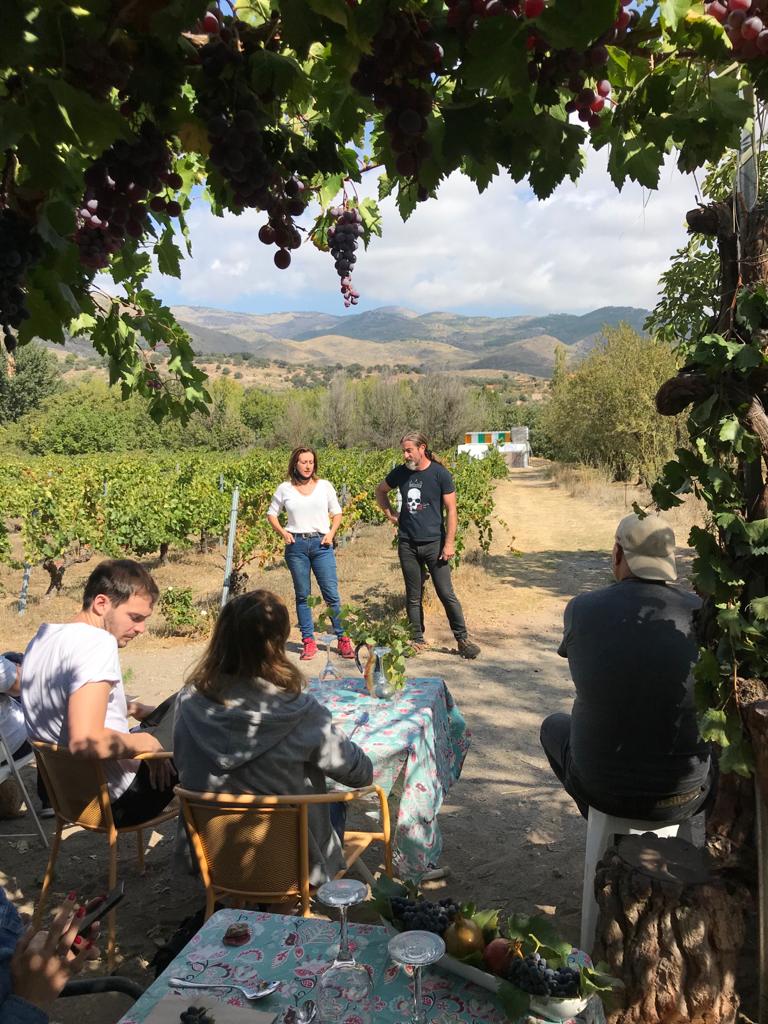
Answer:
[{"left": 76, "top": 881, "right": 125, "bottom": 937}]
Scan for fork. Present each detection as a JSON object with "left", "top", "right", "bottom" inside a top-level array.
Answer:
[{"left": 169, "top": 978, "right": 281, "bottom": 1001}]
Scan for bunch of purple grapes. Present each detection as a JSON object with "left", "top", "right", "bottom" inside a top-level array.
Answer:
[
  {"left": 194, "top": 21, "right": 308, "bottom": 264},
  {"left": 328, "top": 207, "right": 363, "bottom": 307},
  {"left": 526, "top": 0, "right": 635, "bottom": 132},
  {"left": 75, "top": 123, "right": 181, "bottom": 270},
  {"left": 390, "top": 895, "right": 460, "bottom": 935},
  {"left": 507, "top": 953, "right": 580, "bottom": 998},
  {"left": 0, "top": 209, "right": 42, "bottom": 352},
  {"left": 350, "top": 11, "right": 441, "bottom": 184},
  {"left": 705, "top": 0, "right": 768, "bottom": 57},
  {"left": 257, "top": 177, "right": 307, "bottom": 270},
  {"left": 197, "top": 33, "right": 274, "bottom": 209}
]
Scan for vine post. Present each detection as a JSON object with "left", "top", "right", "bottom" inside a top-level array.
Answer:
[{"left": 220, "top": 486, "right": 240, "bottom": 609}]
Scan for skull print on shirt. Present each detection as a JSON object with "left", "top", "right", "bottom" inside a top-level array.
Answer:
[{"left": 406, "top": 485, "right": 423, "bottom": 514}]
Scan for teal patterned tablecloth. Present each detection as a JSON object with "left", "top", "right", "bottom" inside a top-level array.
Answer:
[
  {"left": 307, "top": 676, "right": 471, "bottom": 880},
  {"left": 119, "top": 909, "right": 508, "bottom": 1024}
]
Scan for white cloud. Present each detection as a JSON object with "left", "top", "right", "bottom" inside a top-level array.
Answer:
[{"left": 146, "top": 147, "right": 701, "bottom": 316}]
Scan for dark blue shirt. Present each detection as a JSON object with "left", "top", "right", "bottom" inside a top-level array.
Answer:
[
  {"left": 385, "top": 462, "right": 455, "bottom": 543},
  {"left": 558, "top": 578, "right": 710, "bottom": 809}
]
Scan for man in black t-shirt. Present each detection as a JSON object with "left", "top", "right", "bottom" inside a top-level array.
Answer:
[
  {"left": 375, "top": 431, "right": 481, "bottom": 659},
  {"left": 540, "top": 512, "right": 714, "bottom": 822}
]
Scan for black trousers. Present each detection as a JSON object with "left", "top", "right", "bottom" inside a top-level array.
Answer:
[
  {"left": 110, "top": 761, "right": 177, "bottom": 828},
  {"left": 110, "top": 693, "right": 179, "bottom": 828},
  {"left": 398, "top": 538, "right": 467, "bottom": 642},
  {"left": 539, "top": 712, "right": 715, "bottom": 822}
]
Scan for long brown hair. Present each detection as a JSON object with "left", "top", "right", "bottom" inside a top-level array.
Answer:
[
  {"left": 287, "top": 446, "right": 319, "bottom": 482},
  {"left": 400, "top": 431, "right": 442, "bottom": 466},
  {"left": 186, "top": 590, "right": 304, "bottom": 703}
]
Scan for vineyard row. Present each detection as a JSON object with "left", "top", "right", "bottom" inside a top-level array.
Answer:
[{"left": 0, "top": 448, "right": 507, "bottom": 593}]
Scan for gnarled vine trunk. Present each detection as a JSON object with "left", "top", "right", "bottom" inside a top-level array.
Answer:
[{"left": 593, "top": 835, "right": 747, "bottom": 1024}]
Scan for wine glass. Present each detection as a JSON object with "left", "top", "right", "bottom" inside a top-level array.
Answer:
[
  {"left": 317, "top": 633, "right": 340, "bottom": 683},
  {"left": 316, "top": 879, "right": 371, "bottom": 1023},
  {"left": 388, "top": 930, "right": 445, "bottom": 1024}
]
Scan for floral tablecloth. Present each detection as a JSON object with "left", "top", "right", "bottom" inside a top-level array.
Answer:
[
  {"left": 119, "top": 909, "right": 508, "bottom": 1024},
  {"left": 120, "top": 911, "right": 605, "bottom": 1024},
  {"left": 307, "top": 676, "right": 470, "bottom": 879}
]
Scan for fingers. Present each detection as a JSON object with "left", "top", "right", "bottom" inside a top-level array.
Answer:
[
  {"left": 69, "top": 934, "right": 94, "bottom": 972},
  {"left": 43, "top": 898, "right": 81, "bottom": 959}
]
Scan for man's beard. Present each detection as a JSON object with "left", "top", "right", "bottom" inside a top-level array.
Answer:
[{"left": 404, "top": 459, "right": 417, "bottom": 470}]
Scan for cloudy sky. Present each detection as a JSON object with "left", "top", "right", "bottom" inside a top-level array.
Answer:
[{"left": 144, "top": 148, "right": 702, "bottom": 318}]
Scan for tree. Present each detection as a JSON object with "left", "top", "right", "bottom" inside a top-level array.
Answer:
[
  {"left": 541, "top": 324, "right": 681, "bottom": 483},
  {"left": 412, "top": 372, "right": 473, "bottom": 448},
  {"left": 321, "top": 373, "right": 360, "bottom": 447},
  {"left": 0, "top": 0, "right": 757, "bottom": 422},
  {"left": 179, "top": 377, "right": 253, "bottom": 449},
  {"left": 5, "top": 379, "right": 163, "bottom": 454},
  {"left": 241, "top": 387, "right": 285, "bottom": 441},
  {"left": 0, "top": 343, "right": 60, "bottom": 422},
  {"left": 358, "top": 375, "right": 413, "bottom": 448}
]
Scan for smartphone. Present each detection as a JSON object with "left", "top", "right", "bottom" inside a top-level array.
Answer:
[{"left": 76, "top": 881, "right": 125, "bottom": 936}]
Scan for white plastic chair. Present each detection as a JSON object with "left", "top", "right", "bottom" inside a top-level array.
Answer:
[
  {"left": 0, "top": 725, "right": 49, "bottom": 848},
  {"left": 580, "top": 806, "right": 693, "bottom": 954}
]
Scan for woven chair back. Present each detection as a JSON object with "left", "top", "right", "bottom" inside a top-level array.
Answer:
[{"left": 32, "top": 742, "right": 109, "bottom": 830}]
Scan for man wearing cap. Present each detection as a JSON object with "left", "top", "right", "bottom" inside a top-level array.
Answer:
[{"left": 540, "top": 512, "right": 713, "bottom": 822}]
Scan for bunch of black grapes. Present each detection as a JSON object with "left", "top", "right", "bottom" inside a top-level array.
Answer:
[
  {"left": 390, "top": 895, "right": 460, "bottom": 936},
  {"left": 507, "top": 952, "right": 580, "bottom": 998},
  {"left": 179, "top": 1007, "right": 216, "bottom": 1024},
  {"left": 328, "top": 208, "right": 363, "bottom": 306},
  {"left": 195, "top": 26, "right": 308, "bottom": 267},
  {"left": 75, "top": 123, "right": 180, "bottom": 270},
  {"left": 257, "top": 177, "right": 308, "bottom": 270},
  {"left": 0, "top": 209, "right": 43, "bottom": 352},
  {"left": 350, "top": 10, "right": 441, "bottom": 185}
]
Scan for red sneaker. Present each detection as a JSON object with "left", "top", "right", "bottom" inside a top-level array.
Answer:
[
  {"left": 300, "top": 637, "right": 318, "bottom": 660},
  {"left": 337, "top": 636, "right": 355, "bottom": 660}
]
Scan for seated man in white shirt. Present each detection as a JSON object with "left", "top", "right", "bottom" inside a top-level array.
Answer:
[
  {"left": 0, "top": 653, "right": 52, "bottom": 817},
  {"left": 21, "top": 559, "right": 176, "bottom": 827}
]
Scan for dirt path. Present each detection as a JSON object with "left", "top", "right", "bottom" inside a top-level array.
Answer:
[{"left": 0, "top": 464, "right": 685, "bottom": 1023}]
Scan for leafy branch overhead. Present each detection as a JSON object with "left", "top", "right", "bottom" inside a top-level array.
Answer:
[{"left": 0, "top": 0, "right": 762, "bottom": 413}]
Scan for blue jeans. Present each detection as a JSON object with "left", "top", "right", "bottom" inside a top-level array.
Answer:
[{"left": 284, "top": 535, "right": 343, "bottom": 640}]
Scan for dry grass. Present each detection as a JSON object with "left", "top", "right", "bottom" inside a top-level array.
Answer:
[{"left": 542, "top": 459, "right": 708, "bottom": 551}]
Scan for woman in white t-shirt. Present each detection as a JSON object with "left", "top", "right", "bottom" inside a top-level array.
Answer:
[{"left": 267, "top": 447, "right": 355, "bottom": 662}]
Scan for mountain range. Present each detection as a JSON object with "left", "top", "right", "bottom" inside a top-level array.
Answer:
[{"left": 171, "top": 304, "right": 650, "bottom": 378}]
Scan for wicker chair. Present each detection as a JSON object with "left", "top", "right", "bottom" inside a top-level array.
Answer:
[
  {"left": 175, "top": 785, "right": 393, "bottom": 919},
  {"left": 32, "top": 741, "right": 178, "bottom": 964}
]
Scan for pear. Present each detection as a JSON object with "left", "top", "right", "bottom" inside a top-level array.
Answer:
[{"left": 444, "top": 915, "right": 485, "bottom": 958}]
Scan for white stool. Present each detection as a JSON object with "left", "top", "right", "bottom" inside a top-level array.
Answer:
[{"left": 580, "top": 807, "right": 693, "bottom": 954}]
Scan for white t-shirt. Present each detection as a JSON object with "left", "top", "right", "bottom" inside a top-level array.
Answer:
[
  {"left": 267, "top": 479, "right": 342, "bottom": 535},
  {"left": 21, "top": 623, "right": 137, "bottom": 800},
  {"left": 0, "top": 656, "right": 26, "bottom": 755}
]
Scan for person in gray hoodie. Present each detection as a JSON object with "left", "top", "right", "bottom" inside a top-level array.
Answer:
[{"left": 173, "top": 589, "right": 373, "bottom": 886}]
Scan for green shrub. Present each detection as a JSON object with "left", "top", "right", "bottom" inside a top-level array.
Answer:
[{"left": 159, "top": 586, "right": 201, "bottom": 635}]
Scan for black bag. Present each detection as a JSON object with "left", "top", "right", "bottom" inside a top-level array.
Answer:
[{"left": 149, "top": 904, "right": 221, "bottom": 978}]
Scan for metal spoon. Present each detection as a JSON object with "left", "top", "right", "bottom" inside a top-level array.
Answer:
[
  {"left": 282, "top": 999, "right": 317, "bottom": 1024},
  {"left": 298, "top": 999, "right": 317, "bottom": 1022},
  {"left": 169, "top": 978, "right": 280, "bottom": 1001}
]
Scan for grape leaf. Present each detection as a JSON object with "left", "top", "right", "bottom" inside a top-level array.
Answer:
[
  {"left": 539, "top": 0, "right": 617, "bottom": 50},
  {"left": 660, "top": 0, "right": 694, "bottom": 32},
  {"left": 307, "top": 0, "right": 349, "bottom": 28}
]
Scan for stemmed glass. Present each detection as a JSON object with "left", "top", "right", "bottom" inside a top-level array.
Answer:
[
  {"left": 388, "top": 930, "right": 446, "bottom": 1024},
  {"left": 316, "top": 879, "right": 371, "bottom": 1023},
  {"left": 317, "top": 633, "right": 340, "bottom": 683}
]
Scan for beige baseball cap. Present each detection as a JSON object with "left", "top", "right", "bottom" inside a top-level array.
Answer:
[{"left": 615, "top": 512, "right": 677, "bottom": 582}]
